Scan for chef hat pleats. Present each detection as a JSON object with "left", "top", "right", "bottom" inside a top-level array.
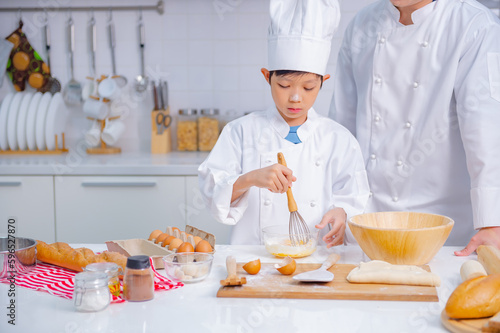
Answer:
[{"left": 268, "top": 0, "right": 340, "bottom": 76}]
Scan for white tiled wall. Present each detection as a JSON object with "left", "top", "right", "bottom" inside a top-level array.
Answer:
[{"left": 0, "top": 0, "right": 372, "bottom": 152}]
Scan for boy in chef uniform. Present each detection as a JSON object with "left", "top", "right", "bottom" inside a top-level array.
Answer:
[
  {"left": 198, "top": 0, "right": 370, "bottom": 246},
  {"left": 330, "top": 0, "right": 500, "bottom": 253}
]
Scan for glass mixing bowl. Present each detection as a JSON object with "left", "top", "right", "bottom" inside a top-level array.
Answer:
[{"left": 262, "top": 225, "right": 319, "bottom": 258}]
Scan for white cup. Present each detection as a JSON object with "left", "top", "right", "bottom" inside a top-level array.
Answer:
[
  {"left": 83, "top": 97, "right": 109, "bottom": 120},
  {"left": 98, "top": 76, "right": 121, "bottom": 100},
  {"left": 101, "top": 119, "right": 125, "bottom": 146},
  {"left": 85, "top": 120, "right": 101, "bottom": 147}
]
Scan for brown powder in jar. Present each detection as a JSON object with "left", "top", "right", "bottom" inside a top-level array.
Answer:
[{"left": 123, "top": 269, "right": 154, "bottom": 302}]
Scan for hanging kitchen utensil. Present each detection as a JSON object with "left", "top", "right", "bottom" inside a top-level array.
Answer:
[
  {"left": 42, "top": 12, "right": 61, "bottom": 94},
  {"left": 277, "top": 152, "right": 312, "bottom": 247},
  {"left": 107, "top": 10, "right": 127, "bottom": 88},
  {"left": 134, "top": 11, "right": 149, "bottom": 93},
  {"left": 62, "top": 14, "right": 83, "bottom": 105},
  {"left": 82, "top": 13, "right": 98, "bottom": 101},
  {"left": 292, "top": 253, "right": 340, "bottom": 282}
]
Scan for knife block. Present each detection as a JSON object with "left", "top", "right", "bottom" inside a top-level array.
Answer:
[{"left": 151, "top": 108, "right": 172, "bottom": 154}]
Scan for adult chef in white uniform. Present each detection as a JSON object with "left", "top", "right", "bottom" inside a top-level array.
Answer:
[{"left": 330, "top": 0, "right": 500, "bottom": 255}]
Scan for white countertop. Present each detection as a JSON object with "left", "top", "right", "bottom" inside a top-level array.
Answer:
[
  {"left": 0, "top": 245, "right": 469, "bottom": 333},
  {"left": 0, "top": 151, "right": 209, "bottom": 176}
]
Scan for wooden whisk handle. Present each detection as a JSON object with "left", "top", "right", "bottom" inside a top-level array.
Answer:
[{"left": 277, "top": 152, "right": 298, "bottom": 213}]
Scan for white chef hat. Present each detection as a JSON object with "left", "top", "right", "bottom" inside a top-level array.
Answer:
[{"left": 267, "top": 0, "right": 340, "bottom": 76}]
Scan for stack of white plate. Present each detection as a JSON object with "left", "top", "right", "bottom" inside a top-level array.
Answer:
[{"left": 0, "top": 92, "right": 67, "bottom": 152}]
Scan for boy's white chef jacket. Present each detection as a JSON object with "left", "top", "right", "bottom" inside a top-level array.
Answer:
[
  {"left": 198, "top": 107, "right": 370, "bottom": 245},
  {"left": 330, "top": 0, "right": 500, "bottom": 246}
]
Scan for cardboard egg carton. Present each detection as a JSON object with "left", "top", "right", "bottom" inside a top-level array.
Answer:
[{"left": 105, "top": 225, "right": 215, "bottom": 269}]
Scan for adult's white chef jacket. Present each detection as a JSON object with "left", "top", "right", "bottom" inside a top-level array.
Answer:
[
  {"left": 198, "top": 107, "right": 370, "bottom": 245},
  {"left": 330, "top": 0, "right": 500, "bottom": 245}
]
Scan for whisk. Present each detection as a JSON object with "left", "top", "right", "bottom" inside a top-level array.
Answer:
[{"left": 277, "top": 152, "right": 312, "bottom": 246}]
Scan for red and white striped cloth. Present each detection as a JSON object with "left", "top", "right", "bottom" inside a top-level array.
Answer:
[{"left": 0, "top": 258, "right": 183, "bottom": 303}]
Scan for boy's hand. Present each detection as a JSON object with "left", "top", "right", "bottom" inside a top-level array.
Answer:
[
  {"left": 315, "top": 208, "right": 347, "bottom": 248},
  {"left": 232, "top": 164, "right": 296, "bottom": 202},
  {"left": 249, "top": 164, "right": 296, "bottom": 193}
]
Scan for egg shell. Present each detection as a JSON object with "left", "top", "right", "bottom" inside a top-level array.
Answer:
[
  {"left": 162, "top": 236, "right": 176, "bottom": 247},
  {"left": 195, "top": 240, "right": 213, "bottom": 253},
  {"left": 156, "top": 233, "right": 170, "bottom": 245},
  {"left": 177, "top": 242, "right": 194, "bottom": 253},
  {"left": 148, "top": 229, "right": 162, "bottom": 241},
  {"left": 243, "top": 259, "right": 261, "bottom": 275},
  {"left": 275, "top": 256, "right": 296, "bottom": 275},
  {"left": 168, "top": 238, "right": 183, "bottom": 251}
]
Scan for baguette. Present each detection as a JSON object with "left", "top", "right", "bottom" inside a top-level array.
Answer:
[
  {"left": 36, "top": 241, "right": 127, "bottom": 272},
  {"left": 445, "top": 274, "right": 500, "bottom": 319}
]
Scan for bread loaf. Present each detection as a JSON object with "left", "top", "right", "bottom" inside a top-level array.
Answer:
[
  {"left": 445, "top": 274, "right": 500, "bottom": 319},
  {"left": 36, "top": 241, "right": 127, "bottom": 272}
]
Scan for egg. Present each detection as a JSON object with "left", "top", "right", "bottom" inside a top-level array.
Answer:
[
  {"left": 156, "top": 233, "right": 170, "bottom": 245},
  {"left": 243, "top": 259, "right": 261, "bottom": 275},
  {"left": 275, "top": 256, "right": 296, "bottom": 275},
  {"left": 193, "top": 236, "right": 203, "bottom": 246},
  {"left": 148, "top": 229, "right": 162, "bottom": 241},
  {"left": 168, "top": 238, "right": 183, "bottom": 251},
  {"left": 177, "top": 242, "right": 194, "bottom": 253},
  {"left": 195, "top": 240, "right": 213, "bottom": 253},
  {"left": 162, "top": 236, "right": 176, "bottom": 247}
]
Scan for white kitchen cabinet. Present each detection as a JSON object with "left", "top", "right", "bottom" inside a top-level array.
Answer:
[
  {"left": 185, "top": 176, "right": 233, "bottom": 244},
  {"left": 0, "top": 176, "right": 56, "bottom": 242},
  {"left": 55, "top": 176, "right": 186, "bottom": 243}
]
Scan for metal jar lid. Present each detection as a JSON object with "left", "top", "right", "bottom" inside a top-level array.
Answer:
[
  {"left": 200, "top": 108, "right": 219, "bottom": 116},
  {"left": 179, "top": 108, "right": 197, "bottom": 115}
]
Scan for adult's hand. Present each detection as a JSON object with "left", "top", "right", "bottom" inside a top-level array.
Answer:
[
  {"left": 315, "top": 207, "right": 347, "bottom": 248},
  {"left": 454, "top": 226, "right": 500, "bottom": 256}
]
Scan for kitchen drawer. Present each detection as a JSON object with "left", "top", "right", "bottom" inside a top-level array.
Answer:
[
  {"left": 185, "top": 176, "right": 232, "bottom": 244},
  {"left": 0, "top": 176, "right": 55, "bottom": 242},
  {"left": 55, "top": 176, "right": 185, "bottom": 243}
]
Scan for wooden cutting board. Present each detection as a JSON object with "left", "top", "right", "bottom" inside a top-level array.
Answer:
[
  {"left": 217, "top": 263, "right": 438, "bottom": 302},
  {"left": 441, "top": 310, "right": 490, "bottom": 333}
]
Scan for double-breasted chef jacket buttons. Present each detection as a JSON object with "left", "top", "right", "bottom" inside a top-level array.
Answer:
[
  {"left": 370, "top": 154, "right": 377, "bottom": 160},
  {"left": 264, "top": 199, "right": 271, "bottom": 206}
]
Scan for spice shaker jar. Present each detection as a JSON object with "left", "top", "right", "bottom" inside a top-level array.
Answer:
[
  {"left": 198, "top": 108, "right": 220, "bottom": 151},
  {"left": 85, "top": 262, "right": 123, "bottom": 297},
  {"left": 73, "top": 271, "right": 111, "bottom": 312},
  {"left": 123, "top": 255, "right": 154, "bottom": 302},
  {"left": 177, "top": 108, "right": 198, "bottom": 151}
]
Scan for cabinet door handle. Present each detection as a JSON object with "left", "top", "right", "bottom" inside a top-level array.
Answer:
[
  {"left": 81, "top": 181, "right": 157, "bottom": 187},
  {"left": 0, "top": 181, "right": 22, "bottom": 186}
]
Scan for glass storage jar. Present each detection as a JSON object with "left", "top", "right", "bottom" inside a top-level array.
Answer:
[
  {"left": 73, "top": 271, "right": 111, "bottom": 312},
  {"left": 84, "top": 262, "right": 123, "bottom": 297},
  {"left": 123, "top": 255, "right": 154, "bottom": 302},
  {"left": 198, "top": 108, "right": 220, "bottom": 151},
  {"left": 177, "top": 108, "right": 198, "bottom": 151}
]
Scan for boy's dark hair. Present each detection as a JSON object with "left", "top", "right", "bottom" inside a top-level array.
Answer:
[{"left": 269, "top": 70, "right": 324, "bottom": 88}]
